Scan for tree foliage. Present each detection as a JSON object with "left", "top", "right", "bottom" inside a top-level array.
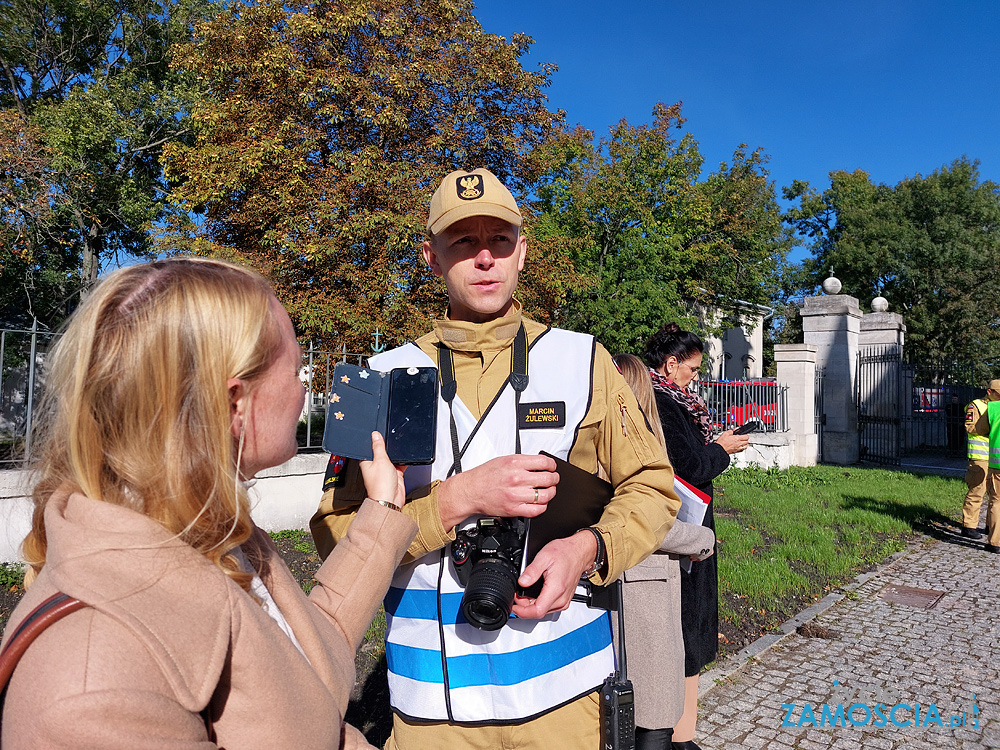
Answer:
[
  {"left": 0, "top": 112, "right": 79, "bottom": 326},
  {"left": 163, "top": 0, "right": 570, "bottom": 350},
  {"left": 783, "top": 157, "right": 1000, "bottom": 363},
  {"left": 0, "top": 0, "right": 213, "bottom": 326},
  {"left": 530, "top": 104, "right": 790, "bottom": 354}
]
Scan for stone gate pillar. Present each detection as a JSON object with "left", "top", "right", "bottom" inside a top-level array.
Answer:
[
  {"left": 801, "top": 294, "right": 862, "bottom": 465},
  {"left": 860, "top": 310, "right": 906, "bottom": 350},
  {"left": 774, "top": 343, "right": 818, "bottom": 466}
]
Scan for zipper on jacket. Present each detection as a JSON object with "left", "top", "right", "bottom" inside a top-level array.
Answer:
[{"left": 617, "top": 394, "right": 628, "bottom": 436}]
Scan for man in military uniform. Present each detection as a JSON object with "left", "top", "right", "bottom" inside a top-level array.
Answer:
[
  {"left": 960, "top": 381, "right": 999, "bottom": 539},
  {"left": 311, "top": 168, "right": 679, "bottom": 750}
]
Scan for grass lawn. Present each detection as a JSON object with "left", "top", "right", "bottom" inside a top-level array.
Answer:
[{"left": 713, "top": 464, "right": 963, "bottom": 651}]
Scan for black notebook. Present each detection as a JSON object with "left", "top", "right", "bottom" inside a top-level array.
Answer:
[{"left": 518, "top": 451, "right": 613, "bottom": 598}]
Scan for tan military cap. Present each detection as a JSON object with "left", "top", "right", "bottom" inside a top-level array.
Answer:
[{"left": 426, "top": 168, "right": 522, "bottom": 235}]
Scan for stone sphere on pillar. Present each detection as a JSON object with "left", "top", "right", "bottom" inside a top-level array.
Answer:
[
  {"left": 871, "top": 296, "right": 889, "bottom": 313},
  {"left": 821, "top": 275, "right": 842, "bottom": 295}
]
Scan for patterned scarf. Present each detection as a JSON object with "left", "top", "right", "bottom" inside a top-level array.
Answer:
[{"left": 650, "top": 368, "right": 713, "bottom": 445}]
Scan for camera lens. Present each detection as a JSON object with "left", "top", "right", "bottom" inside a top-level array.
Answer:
[{"left": 460, "top": 557, "right": 518, "bottom": 631}]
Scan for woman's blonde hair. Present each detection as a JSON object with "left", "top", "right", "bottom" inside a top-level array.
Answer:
[
  {"left": 612, "top": 353, "right": 666, "bottom": 452},
  {"left": 23, "top": 257, "right": 283, "bottom": 591}
]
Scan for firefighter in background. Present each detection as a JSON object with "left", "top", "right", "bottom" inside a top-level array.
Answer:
[
  {"left": 961, "top": 385, "right": 998, "bottom": 539},
  {"left": 969, "top": 379, "right": 1000, "bottom": 552}
]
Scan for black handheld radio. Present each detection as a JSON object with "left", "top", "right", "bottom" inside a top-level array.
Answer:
[{"left": 600, "top": 580, "right": 635, "bottom": 750}]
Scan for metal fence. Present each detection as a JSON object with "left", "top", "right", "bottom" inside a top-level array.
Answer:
[
  {"left": 1, "top": 325, "right": 60, "bottom": 467},
  {"left": 815, "top": 366, "right": 826, "bottom": 462},
  {"left": 902, "top": 357, "right": 983, "bottom": 458},
  {"left": 856, "top": 347, "right": 904, "bottom": 466},
  {"left": 696, "top": 378, "right": 788, "bottom": 436},
  {"left": 0, "top": 337, "right": 796, "bottom": 463},
  {"left": 299, "top": 344, "right": 369, "bottom": 450},
  {"left": 856, "top": 346, "right": 990, "bottom": 466},
  {"left": 0, "top": 328, "right": 370, "bottom": 466}
]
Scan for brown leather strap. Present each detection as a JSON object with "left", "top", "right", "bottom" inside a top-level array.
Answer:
[{"left": 0, "top": 592, "right": 87, "bottom": 693}]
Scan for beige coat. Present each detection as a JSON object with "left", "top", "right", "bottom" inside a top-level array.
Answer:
[
  {"left": 619, "top": 520, "right": 715, "bottom": 729},
  {"left": 1, "top": 491, "right": 416, "bottom": 750}
]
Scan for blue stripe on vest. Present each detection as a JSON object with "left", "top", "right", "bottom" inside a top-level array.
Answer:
[
  {"left": 385, "top": 613, "right": 612, "bottom": 687},
  {"left": 385, "top": 587, "right": 466, "bottom": 624},
  {"left": 386, "top": 642, "right": 445, "bottom": 683}
]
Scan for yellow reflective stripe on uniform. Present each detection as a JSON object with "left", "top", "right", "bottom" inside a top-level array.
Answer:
[
  {"left": 968, "top": 399, "right": 990, "bottom": 460},
  {"left": 969, "top": 434, "right": 989, "bottom": 459}
]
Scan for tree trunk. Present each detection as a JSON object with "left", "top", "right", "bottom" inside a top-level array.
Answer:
[{"left": 80, "top": 222, "right": 101, "bottom": 299}]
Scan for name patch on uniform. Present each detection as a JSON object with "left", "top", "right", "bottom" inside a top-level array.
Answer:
[{"left": 517, "top": 401, "right": 566, "bottom": 429}]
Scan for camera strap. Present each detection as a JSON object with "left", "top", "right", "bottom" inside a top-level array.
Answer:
[{"left": 437, "top": 323, "right": 529, "bottom": 477}]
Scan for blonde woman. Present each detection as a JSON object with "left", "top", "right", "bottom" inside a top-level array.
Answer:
[
  {"left": 1, "top": 258, "right": 416, "bottom": 749},
  {"left": 612, "top": 354, "right": 716, "bottom": 750}
]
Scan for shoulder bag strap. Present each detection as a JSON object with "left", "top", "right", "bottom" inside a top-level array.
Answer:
[{"left": 0, "top": 592, "right": 87, "bottom": 707}]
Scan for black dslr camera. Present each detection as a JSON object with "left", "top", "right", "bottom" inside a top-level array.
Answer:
[{"left": 451, "top": 516, "right": 528, "bottom": 631}]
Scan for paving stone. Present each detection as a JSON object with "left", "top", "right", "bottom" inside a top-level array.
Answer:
[
  {"left": 862, "top": 737, "right": 893, "bottom": 749},
  {"left": 794, "top": 737, "right": 833, "bottom": 750}
]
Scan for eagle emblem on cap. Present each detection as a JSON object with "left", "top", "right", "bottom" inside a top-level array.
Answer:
[{"left": 457, "top": 174, "right": 483, "bottom": 201}]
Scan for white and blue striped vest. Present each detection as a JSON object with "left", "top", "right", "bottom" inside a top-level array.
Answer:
[{"left": 368, "top": 327, "right": 614, "bottom": 723}]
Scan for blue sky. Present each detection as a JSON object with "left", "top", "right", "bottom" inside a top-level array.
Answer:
[{"left": 474, "top": 0, "right": 1000, "bottom": 205}]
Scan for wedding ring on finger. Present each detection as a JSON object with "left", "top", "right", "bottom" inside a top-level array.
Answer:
[{"left": 533, "top": 488, "right": 540, "bottom": 504}]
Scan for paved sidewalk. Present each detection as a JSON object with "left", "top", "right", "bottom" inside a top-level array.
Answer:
[{"left": 696, "top": 530, "right": 1000, "bottom": 749}]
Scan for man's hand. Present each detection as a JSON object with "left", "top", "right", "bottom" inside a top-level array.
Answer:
[
  {"left": 511, "top": 529, "right": 598, "bottom": 619},
  {"left": 437, "top": 453, "right": 559, "bottom": 531}
]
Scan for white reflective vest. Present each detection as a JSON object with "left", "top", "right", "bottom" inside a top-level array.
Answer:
[{"left": 368, "top": 328, "right": 614, "bottom": 723}]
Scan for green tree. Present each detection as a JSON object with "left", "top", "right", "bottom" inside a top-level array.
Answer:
[
  {"left": 0, "top": 112, "right": 78, "bottom": 326},
  {"left": 531, "top": 104, "right": 789, "bottom": 355},
  {"left": 689, "top": 145, "right": 789, "bottom": 307},
  {"left": 163, "top": 0, "right": 570, "bottom": 350},
  {"left": 0, "top": 0, "right": 214, "bottom": 326},
  {"left": 783, "top": 158, "right": 1000, "bottom": 363}
]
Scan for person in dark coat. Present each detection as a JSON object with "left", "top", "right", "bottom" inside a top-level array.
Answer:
[{"left": 644, "top": 323, "right": 749, "bottom": 750}]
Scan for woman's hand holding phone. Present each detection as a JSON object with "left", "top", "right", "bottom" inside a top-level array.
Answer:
[{"left": 360, "top": 431, "right": 406, "bottom": 509}]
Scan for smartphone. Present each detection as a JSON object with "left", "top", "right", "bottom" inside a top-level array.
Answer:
[
  {"left": 384, "top": 367, "right": 438, "bottom": 465},
  {"left": 733, "top": 420, "right": 761, "bottom": 435},
  {"left": 322, "top": 364, "right": 438, "bottom": 465}
]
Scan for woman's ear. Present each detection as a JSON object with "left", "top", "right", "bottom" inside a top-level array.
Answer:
[
  {"left": 663, "top": 356, "right": 678, "bottom": 377},
  {"left": 228, "top": 377, "right": 246, "bottom": 438}
]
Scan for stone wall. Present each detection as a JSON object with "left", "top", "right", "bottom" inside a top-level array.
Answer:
[
  {"left": 730, "top": 431, "right": 795, "bottom": 470},
  {"left": 0, "top": 453, "right": 329, "bottom": 564}
]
